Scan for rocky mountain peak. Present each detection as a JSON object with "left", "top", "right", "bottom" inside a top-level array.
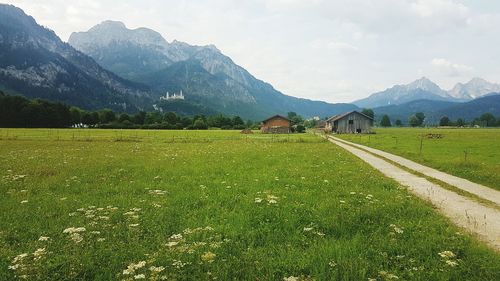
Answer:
[
  {"left": 449, "top": 77, "right": 500, "bottom": 99},
  {"left": 69, "top": 20, "right": 169, "bottom": 53},
  {"left": 406, "top": 77, "right": 446, "bottom": 96},
  {"left": 89, "top": 20, "right": 127, "bottom": 31}
]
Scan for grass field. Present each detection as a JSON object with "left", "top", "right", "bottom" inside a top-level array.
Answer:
[
  {"left": 335, "top": 128, "right": 500, "bottom": 190},
  {"left": 1, "top": 129, "right": 499, "bottom": 280}
]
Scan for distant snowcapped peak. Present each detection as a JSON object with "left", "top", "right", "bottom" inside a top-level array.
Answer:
[{"left": 404, "top": 77, "right": 448, "bottom": 97}]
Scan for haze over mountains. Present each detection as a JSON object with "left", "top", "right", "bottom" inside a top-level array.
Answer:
[
  {"left": 0, "top": 3, "right": 499, "bottom": 123},
  {"left": 0, "top": 5, "right": 152, "bottom": 112},
  {"left": 68, "top": 20, "right": 357, "bottom": 120},
  {"left": 354, "top": 77, "right": 500, "bottom": 108}
]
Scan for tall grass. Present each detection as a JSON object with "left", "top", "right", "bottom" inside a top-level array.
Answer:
[
  {"left": 0, "top": 129, "right": 499, "bottom": 280},
  {"left": 336, "top": 128, "right": 500, "bottom": 190}
]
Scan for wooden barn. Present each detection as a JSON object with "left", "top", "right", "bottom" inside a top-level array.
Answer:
[
  {"left": 325, "top": 111, "right": 373, "bottom": 134},
  {"left": 261, "top": 115, "right": 291, "bottom": 134}
]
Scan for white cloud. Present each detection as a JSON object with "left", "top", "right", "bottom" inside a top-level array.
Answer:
[
  {"left": 411, "top": 0, "right": 468, "bottom": 18},
  {"left": 310, "top": 40, "right": 359, "bottom": 54},
  {"left": 431, "top": 58, "right": 474, "bottom": 77},
  {"left": 2, "top": 0, "right": 500, "bottom": 103}
]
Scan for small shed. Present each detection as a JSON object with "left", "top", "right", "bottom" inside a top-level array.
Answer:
[
  {"left": 261, "top": 115, "right": 291, "bottom": 134},
  {"left": 325, "top": 111, "right": 373, "bottom": 134}
]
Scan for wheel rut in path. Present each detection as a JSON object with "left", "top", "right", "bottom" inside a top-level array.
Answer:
[
  {"left": 326, "top": 136, "right": 500, "bottom": 251},
  {"left": 331, "top": 136, "right": 500, "bottom": 205}
]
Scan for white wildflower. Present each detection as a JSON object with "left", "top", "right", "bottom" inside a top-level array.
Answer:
[
  {"left": 134, "top": 274, "right": 146, "bottom": 279},
  {"left": 254, "top": 198, "right": 263, "bottom": 203},
  {"left": 438, "top": 251, "right": 456, "bottom": 259},
  {"left": 149, "top": 266, "right": 165, "bottom": 273},
  {"left": 445, "top": 260, "right": 459, "bottom": 267},
  {"left": 33, "top": 248, "right": 46, "bottom": 260},
  {"left": 170, "top": 234, "right": 183, "bottom": 240},
  {"left": 38, "top": 236, "right": 50, "bottom": 241},
  {"left": 201, "top": 251, "right": 216, "bottom": 263},
  {"left": 166, "top": 241, "right": 179, "bottom": 247},
  {"left": 63, "top": 227, "right": 86, "bottom": 234},
  {"left": 13, "top": 253, "right": 28, "bottom": 264},
  {"left": 70, "top": 233, "right": 83, "bottom": 243}
]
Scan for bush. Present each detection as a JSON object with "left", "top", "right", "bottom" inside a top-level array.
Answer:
[{"left": 296, "top": 124, "right": 306, "bottom": 133}]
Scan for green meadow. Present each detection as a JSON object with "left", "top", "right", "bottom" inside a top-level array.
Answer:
[
  {"left": 336, "top": 128, "right": 500, "bottom": 190},
  {"left": 1, "top": 129, "right": 499, "bottom": 280}
]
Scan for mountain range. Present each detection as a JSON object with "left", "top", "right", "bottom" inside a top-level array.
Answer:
[
  {"left": 354, "top": 77, "right": 500, "bottom": 108},
  {"left": 0, "top": 5, "right": 153, "bottom": 112},
  {"left": 68, "top": 20, "right": 357, "bottom": 120},
  {"left": 373, "top": 94, "right": 500, "bottom": 124},
  {"left": 0, "top": 4, "right": 499, "bottom": 122}
]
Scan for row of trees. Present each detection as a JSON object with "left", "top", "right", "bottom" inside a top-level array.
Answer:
[
  {"left": 0, "top": 92, "right": 254, "bottom": 129},
  {"left": 361, "top": 107, "right": 500, "bottom": 128},
  {"left": 440, "top": 113, "right": 500, "bottom": 127}
]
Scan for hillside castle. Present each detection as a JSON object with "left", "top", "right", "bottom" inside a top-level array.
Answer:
[{"left": 160, "top": 91, "right": 185, "bottom": 101}]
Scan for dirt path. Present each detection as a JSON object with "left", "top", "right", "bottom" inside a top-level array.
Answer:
[
  {"left": 331, "top": 136, "right": 500, "bottom": 205},
  {"left": 326, "top": 136, "right": 500, "bottom": 251}
]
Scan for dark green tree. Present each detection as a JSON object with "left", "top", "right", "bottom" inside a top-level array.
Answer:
[
  {"left": 456, "top": 118, "right": 465, "bottom": 127},
  {"left": 296, "top": 124, "right": 306, "bottom": 133},
  {"left": 69, "top": 107, "right": 82, "bottom": 125},
  {"left": 91, "top": 112, "right": 100, "bottom": 125},
  {"left": 395, "top": 119, "right": 402, "bottom": 127},
  {"left": 118, "top": 113, "right": 131, "bottom": 123},
  {"left": 439, "top": 116, "right": 450, "bottom": 126},
  {"left": 287, "top": 112, "right": 304, "bottom": 126},
  {"left": 144, "top": 112, "right": 163, "bottom": 125},
  {"left": 132, "top": 111, "right": 147, "bottom": 125},
  {"left": 232, "top": 116, "right": 245, "bottom": 129},
  {"left": 479, "top": 113, "right": 496, "bottom": 127},
  {"left": 81, "top": 112, "right": 94, "bottom": 125},
  {"left": 380, "top": 115, "right": 392, "bottom": 127},
  {"left": 409, "top": 112, "right": 425, "bottom": 127},
  {"left": 193, "top": 119, "right": 208, "bottom": 130},
  {"left": 164, "top": 112, "right": 179, "bottom": 125},
  {"left": 99, "top": 109, "right": 116, "bottom": 124},
  {"left": 415, "top": 112, "right": 425, "bottom": 125},
  {"left": 361, "top": 108, "right": 375, "bottom": 119},
  {"left": 409, "top": 115, "right": 420, "bottom": 127}
]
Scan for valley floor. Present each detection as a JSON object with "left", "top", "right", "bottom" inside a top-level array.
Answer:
[
  {"left": 0, "top": 129, "right": 499, "bottom": 280},
  {"left": 336, "top": 128, "right": 500, "bottom": 190},
  {"left": 327, "top": 135, "right": 500, "bottom": 251}
]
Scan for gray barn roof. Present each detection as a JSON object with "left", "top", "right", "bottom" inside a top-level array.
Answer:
[{"left": 326, "top": 111, "right": 374, "bottom": 122}]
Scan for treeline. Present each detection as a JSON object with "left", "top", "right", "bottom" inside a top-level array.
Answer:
[
  {"left": 361, "top": 107, "right": 500, "bottom": 128},
  {"left": 440, "top": 113, "right": 500, "bottom": 127},
  {"left": 0, "top": 92, "right": 254, "bottom": 129}
]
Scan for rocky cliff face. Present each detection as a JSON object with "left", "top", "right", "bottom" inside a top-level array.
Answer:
[
  {"left": 69, "top": 21, "right": 355, "bottom": 119},
  {"left": 0, "top": 4, "right": 153, "bottom": 112},
  {"left": 449, "top": 78, "right": 500, "bottom": 100}
]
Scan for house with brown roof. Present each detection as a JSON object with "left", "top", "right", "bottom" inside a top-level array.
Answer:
[
  {"left": 325, "top": 111, "right": 373, "bottom": 134},
  {"left": 261, "top": 115, "right": 291, "bottom": 134}
]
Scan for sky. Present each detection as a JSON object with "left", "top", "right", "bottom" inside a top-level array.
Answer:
[{"left": 4, "top": 0, "right": 500, "bottom": 103}]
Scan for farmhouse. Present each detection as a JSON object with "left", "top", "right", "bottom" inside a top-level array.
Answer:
[
  {"left": 261, "top": 115, "right": 291, "bottom": 134},
  {"left": 325, "top": 111, "right": 373, "bottom": 134}
]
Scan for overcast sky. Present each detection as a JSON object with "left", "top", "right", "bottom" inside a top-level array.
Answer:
[{"left": 4, "top": 0, "right": 500, "bottom": 102}]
